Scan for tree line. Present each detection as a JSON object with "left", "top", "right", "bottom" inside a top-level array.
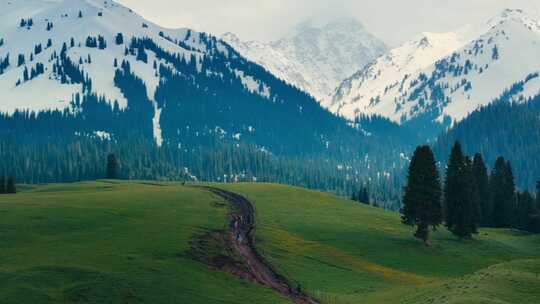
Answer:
[
  {"left": 401, "top": 142, "right": 540, "bottom": 245},
  {"left": 435, "top": 93, "right": 540, "bottom": 192}
]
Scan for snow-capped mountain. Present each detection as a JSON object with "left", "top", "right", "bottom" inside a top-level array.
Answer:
[
  {"left": 0, "top": 0, "right": 377, "bottom": 158},
  {"left": 222, "top": 18, "right": 387, "bottom": 101},
  {"left": 0, "top": 0, "right": 297, "bottom": 146},
  {"left": 328, "top": 9, "right": 540, "bottom": 128}
]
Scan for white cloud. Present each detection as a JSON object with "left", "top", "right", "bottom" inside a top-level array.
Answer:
[{"left": 116, "top": 0, "right": 540, "bottom": 45}]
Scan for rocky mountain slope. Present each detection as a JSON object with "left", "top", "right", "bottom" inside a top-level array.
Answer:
[
  {"left": 328, "top": 9, "right": 540, "bottom": 131},
  {"left": 222, "top": 19, "right": 387, "bottom": 101},
  {"left": 0, "top": 0, "right": 408, "bottom": 162}
]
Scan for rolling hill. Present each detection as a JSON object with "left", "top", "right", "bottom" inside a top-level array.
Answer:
[{"left": 1, "top": 181, "right": 538, "bottom": 303}]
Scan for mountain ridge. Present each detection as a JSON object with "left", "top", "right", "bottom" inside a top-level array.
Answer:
[
  {"left": 222, "top": 18, "right": 387, "bottom": 101},
  {"left": 327, "top": 9, "right": 540, "bottom": 132}
]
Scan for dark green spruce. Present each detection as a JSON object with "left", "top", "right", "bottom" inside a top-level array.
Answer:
[
  {"left": 401, "top": 146, "right": 442, "bottom": 245},
  {"left": 472, "top": 154, "right": 491, "bottom": 227},
  {"left": 6, "top": 176, "right": 16, "bottom": 194},
  {"left": 444, "top": 142, "right": 479, "bottom": 239},
  {"left": 0, "top": 176, "right": 5, "bottom": 194},
  {"left": 490, "top": 157, "right": 516, "bottom": 228},
  {"left": 352, "top": 185, "right": 370, "bottom": 205},
  {"left": 106, "top": 153, "right": 119, "bottom": 179},
  {"left": 515, "top": 190, "right": 538, "bottom": 232}
]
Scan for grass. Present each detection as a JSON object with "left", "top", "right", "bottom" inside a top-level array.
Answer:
[
  {"left": 218, "top": 183, "right": 540, "bottom": 304},
  {"left": 0, "top": 181, "right": 287, "bottom": 304},
  {"left": 0, "top": 181, "right": 539, "bottom": 303},
  {"left": 400, "top": 259, "right": 540, "bottom": 304}
]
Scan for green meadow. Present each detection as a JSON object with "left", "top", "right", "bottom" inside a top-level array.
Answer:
[{"left": 0, "top": 181, "right": 538, "bottom": 303}]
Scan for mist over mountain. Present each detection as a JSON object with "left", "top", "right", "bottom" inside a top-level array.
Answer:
[{"left": 222, "top": 18, "right": 387, "bottom": 101}]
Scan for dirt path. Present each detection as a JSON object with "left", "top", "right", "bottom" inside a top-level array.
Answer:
[{"left": 203, "top": 187, "right": 319, "bottom": 304}]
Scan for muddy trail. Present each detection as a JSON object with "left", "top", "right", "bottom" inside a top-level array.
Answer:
[{"left": 193, "top": 187, "right": 319, "bottom": 304}]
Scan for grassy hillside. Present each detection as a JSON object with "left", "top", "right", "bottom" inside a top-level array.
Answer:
[
  {"left": 0, "top": 181, "right": 539, "bottom": 303},
  {"left": 219, "top": 183, "right": 540, "bottom": 304},
  {"left": 0, "top": 181, "right": 286, "bottom": 304}
]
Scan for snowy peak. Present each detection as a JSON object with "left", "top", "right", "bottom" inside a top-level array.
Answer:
[
  {"left": 291, "top": 17, "right": 366, "bottom": 37},
  {"left": 0, "top": 0, "right": 284, "bottom": 146},
  {"left": 221, "top": 32, "right": 241, "bottom": 44},
  {"left": 0, "top": 0, "right": 208, "bottom": 114},
  {"left": 328, "top": 9, "right": 540, "bottom": 129},
  {"left": 327, "top": 30, "right": 466, "bottom": 120},
  {"left": 486, "top": 8, "right": 540, "bottom": 31},
  {"left": 222, "top": 18, "right": 387, "bottom": 101}
]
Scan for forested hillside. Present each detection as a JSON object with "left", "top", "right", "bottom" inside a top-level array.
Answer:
[
  {"left": 435, "top": 94, "right": 540, "bottom": 190},
  {"left": 0, "top": 0, "right": 414, "bottom": 203}
]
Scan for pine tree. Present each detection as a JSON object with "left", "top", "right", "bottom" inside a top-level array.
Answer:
[
  {"left": 23, "top": 67, "right": 29, "bottom": 81},
  {"left": 465, "top": 157, "right": 481, "bottom": 234},
  {"left": 78, "top": 10, "right": 83, "bottom": 18},
  {"left": 115, "top": 33, "right": 124, "bottom": 45},
  {"left": 401, "top": 145, "right": 442, "bottom": 245},
  {"left": 6, "top": 176, "right": 16, "bottom": 194},
  {"left": 515, "top": 191, "right": 536, "bottom": 231},
  {"left": 106, "top": 153, "right": 119, "bottom": 179},
  {"left": 0, "top": 176, "right": 5, "bottom": 194},
  {"left": 351, "top": 190, "right": 358, "bottom": 202},
  {"left": 444, "top": 142, "right": 477, "bottom": 239},
  {"left": 492, "top": 45, "right": 499, "bottom": 60},
  {"left": 98, "top": 35, "right": 107, "bottom": 49},
  {"left": 490, "top": 157, "right": 516, "bottom": 228},
  {"left": 473, "top": 154, "right": 491, "bottom": 226},
  {"left": 359, "top": 187, "right": 370, "bottom": 205},
  {"left": 136, "top": 45, "right": 148, "bottom": 63},
  {"left": 444, "top": 142, "right": 464, "bottom": 233}
]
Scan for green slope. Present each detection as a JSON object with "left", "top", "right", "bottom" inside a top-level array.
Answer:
[
  {"left": 401, "top": 259, "right": 540, "bottom": 304},
  {"left": 218, "top": 183, "right": 540, "bottom": 304},
  {"left": 0, "top": 181, "right": 286, "bottom": 304},
  {"left": 0, "top": 181, "right": 539, "bottom": 304}
]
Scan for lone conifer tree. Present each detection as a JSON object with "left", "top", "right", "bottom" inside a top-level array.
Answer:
[
  {"left": 444, "top": 142, "right": 478, "bottom": 239},
  {"left": 490, "top": 157, "right": 516, "bottom": 228},
  {"left": 472, "top": 153, "right": 490, "bottom": 226},
  {"left": 401, "top": 145, "right": 442, "bottom": 245},
  {"left": 6, "top": 176, "right": 16, "bottom": 194},
  {"left": 0, "top": 176, "right": 5, "bottom": 194},
  {"left": 106, "top": 153, "right": 119, "bottom": 179}
]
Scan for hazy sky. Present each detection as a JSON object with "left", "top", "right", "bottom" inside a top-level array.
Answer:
[{"left": 116, "top": 0, "right": 540, "bottom": 46}]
